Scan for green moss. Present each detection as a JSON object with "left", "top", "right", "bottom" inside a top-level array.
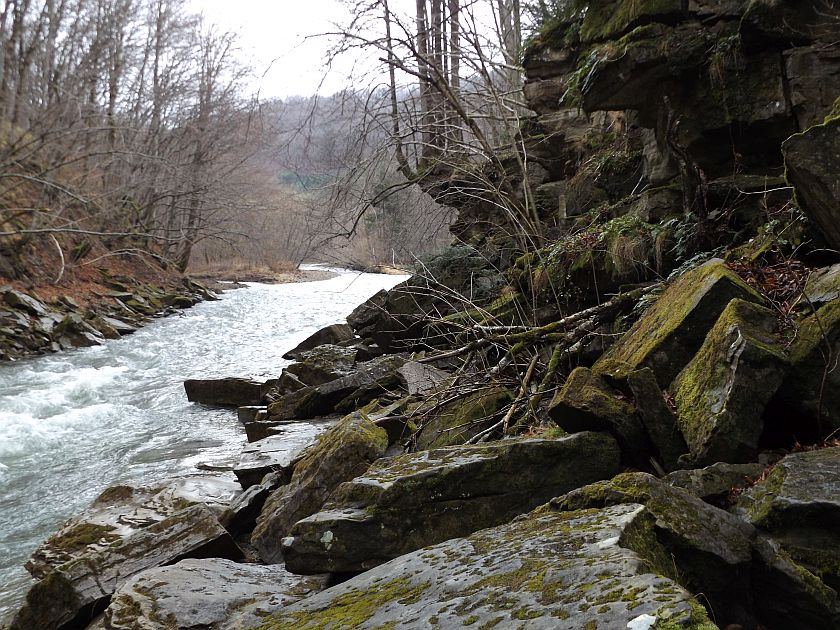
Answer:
[
  {"left": 462, "top": 615, "right": 479, "bottom": 625},
  {"left": 49, "top": 522, "right": 119, "bottom": 554},
  {"left": 671, "top": 298, "right": 785, "bottom": 458},
  {"left": 579, "top": 0, "right": 684, "bottom": 43},
  {"left": 94, "top": 485, "right": 134, "bottom": 505},
  {"left": 593, "top": 260, "right": 762, "bottom": 382},
  {"left": 257, "top": 578, "right": 430, "bottom": 629},
  {"left": 654, "top": 599, "right": 718, "bottom": 630}
]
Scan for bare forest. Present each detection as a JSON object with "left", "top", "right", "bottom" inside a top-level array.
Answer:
[{"left": 0, "top": 0, "right": 535, "bottom": 281}]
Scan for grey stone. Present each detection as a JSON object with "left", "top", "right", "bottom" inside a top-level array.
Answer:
[
  {"left": 261, "top": 503, "right": 713, "bottom": 629},
  {"left": 283, "top": 432, "right": 621, "bottom": 574},
  {"left": 183, "top": 377, "right": 264, "bottom": 407},
  {"left": 666, "top": 462, "right": 767, "bottom": 505},
  {"left": 105, "top": 559, "right": 327, "bottom": 630},
  {"left": 671, "top": 299, "right": 788, "bottom": 466},
  {"left": 233, "top": 422, "right": 333, "bottom": 490},
  {"left": 733, "top": 447, "right": 840, "bottom": 589},
  {"left": 627, "top": 368, "right": 688, "bottom": 471},
  {"left": 251, "top": 412, "right": 389, "bottom": 564},
  {"left": 10, "top": 506, "right": 242, "bottom": 630},
  {"left": 282, "top": 323, "right": 355, "bottom": 360}
]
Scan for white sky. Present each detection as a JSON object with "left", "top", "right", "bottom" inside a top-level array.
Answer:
[{"left": 190, "top": 0, "right": 357, "bottom": 98}]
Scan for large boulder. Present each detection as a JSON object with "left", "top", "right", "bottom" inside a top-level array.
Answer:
[
  {"left": 670, "top": 299, "right": 788, "bottom": 466},
  {"left": 104, "top": 559, "right": 327, "bottom": 630},
  {"left": 251, "top": 412, "right": 389, "bottom": 563},
  {"left": 260, "top": 503, "right": 714, "bottom": 629},
  {"left": 285, "top": 345, "right": 359, "bottom": 386},
  {"left": 594, "top": 259, "right": 763, "bottom": 386},
  {"left": 733, "top": 447, "right": 840, "bottom": 590},
  {"left": 783, "top": 108, "right": 840, "bottom": 249},
  {"left": 548, "top": 367, "right": 651, "bottom": 467},
  {"left": 666, "top": 461, "right": 766, "bottom": 506},
  {"left": 9, "top": 506, "right": 242, "bottom": 630},
  {"left": 183, "top": 377, "right": 265, "bottom": 407},
  {"left": 283, "top": 432, "right": 621, "bottom": 574}
]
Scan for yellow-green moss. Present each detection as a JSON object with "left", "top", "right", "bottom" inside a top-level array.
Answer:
[
  {"left": 256, "top": 578, "right": 430, "bottom": 630},
  {"left": 594, "top": 260, "right": 762, "bottom": 382},
  {"left": 49, "top": 522, "right": 119, "bottom": 554},
  {"left": 579, "top": 0, "right": 684, "bottom": 42}
]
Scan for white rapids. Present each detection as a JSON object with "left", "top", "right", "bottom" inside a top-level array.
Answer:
[{"left": 0, "top": 267, "right": 407, "bottom": 620}]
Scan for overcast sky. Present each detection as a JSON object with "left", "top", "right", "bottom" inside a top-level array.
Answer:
[{"left": 190, "top": 0, "right": 357, "bottom": 98}]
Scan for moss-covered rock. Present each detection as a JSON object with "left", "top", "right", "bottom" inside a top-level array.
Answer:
[
  {"left": 783, "top": 113, "right": 840, "bottom": 250},
  {"left": 282, "top": 432, "right": 621, "bottom": 574},
  {"left": 579, "top": 0, "right": 686, "bottom": 44},
  {"left": 285, "top": 345, "right": 359, "bottom": 387},
  {"left": 9, "top": 505, "right": 242, "bottom": 630},
  {"left": 733, "top": 447, "right": 840, "bottom": 591},
  {"left": 627, "top": 368, "right": 688, "bottom": 471},
  {"left": 671, "top": 299, "right": 788, "bottom": 466},
  {"left": 593, "top": 259, "right": 763, "bottom": 386},
  {"left": 413, "top": 386, "right": 511, "bottom": 449},
  {"left": 259, "top": 502, "right": 713, "bottom": 630},
  {"left": 548, "top": 367, "right": 652, "bottom": 468},
  {"left": 553, "top": 472, "right": 760, "bottom": 626},
  {"left": 251, "top": 412, "right": 389, "bottom": 564}
]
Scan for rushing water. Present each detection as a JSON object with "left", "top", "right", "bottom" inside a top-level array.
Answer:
[{"left": 0, "top": 267, "right": 408, "bottom": 621}]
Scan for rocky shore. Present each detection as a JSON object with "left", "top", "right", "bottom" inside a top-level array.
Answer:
[
  {"left": 0, "top": 275, "right": 217, "bottom": 361},
  {"left": 5, "top": 1, "right": 840, "bottom": 629}
]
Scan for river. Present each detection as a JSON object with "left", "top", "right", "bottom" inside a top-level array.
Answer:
[{"left": 0, "top": 267, "right": 408, "bottom": 621}]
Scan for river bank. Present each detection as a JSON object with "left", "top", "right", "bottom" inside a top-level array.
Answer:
[{"left": 0, "top": 270, "right": 409, "bottom": 623}]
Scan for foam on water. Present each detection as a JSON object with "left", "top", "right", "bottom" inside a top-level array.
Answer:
[{"left": 0, "top": 267, "right": 408, "bottom": 621}]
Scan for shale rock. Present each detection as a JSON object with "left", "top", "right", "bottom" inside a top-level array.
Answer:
[
  {"left": 548, "top": 367, "right": 650, "bottom": 467},
  {"left": 183, "top": 377, "right": 265, "bottom": 407},
  {"left": 251, "top": 412, "right": 388, "bottom": 564},
  {"left": 776, "top": 296, "right": 840, "bottom": 433},
  {"left": 260, "top": 503, "right": 714, "bottom": 629},
  {"left": 627, "top": 368, "right": 688, "bottom": 471},
  {"left": 267, "top": 355, "right": 407, "bottom": 420},
  {"left": 283, "top": 323, "right": 355, "bottom": 360},
  {"left": 104, "top": 559, "right": 327, "bottom": 630},
  {"left": 283, "top": 432, "right": 621, "bottom": 574},
  {"left": 671, "top": 299, "right": 788, "bottom": 466},
  {"left": 10, "top": 505, "right": 242, "bottom": 630},
  {"left": 26, "top": 477, "right": 240, "bottom": 579},
  {"left": 413, "top": 385, "right": 511, "bottom": 449},
  {"left": 783, "top": 110, "right": 840, "bottom": 249},
  {"left": 285, "top": 344, "right": 358, "bottom": 386},
  {"left": 666, "top": 462, "right": 766, "bottom": 506},
  {"left": 594, "top": 259, "right": 762, "bottom": 386},
  {"left": 233, "top": 421, "right": 334, "bottom": 490},
  {"left": 554, "top": 472, "right": 756, "bottom": 626},
  {"left": 734, "top": 447, "right": 840, "bottom": 590}
]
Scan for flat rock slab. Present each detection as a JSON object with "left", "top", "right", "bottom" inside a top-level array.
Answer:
[
  {"left": 10, "top": 505, "right": 242, "bottom": 630},
  {"left": 251, "top": 412, "right": 389, "bottom": 564},
  {"left": 184, "top": 377, "right": 265, "bottom": 407},
  {"left": 734, "top": 447, "right": 840, "bottom": 587},
  {"left": 26, "top": 476, "right": 241, "bottom": 579},
  {"left": 104, "top": 558, "right": 327, "bottom": 630},
  {"left": 262, "top": 503, "right": 712, "bottom": 629},
  {"left": 233, "top": 421, "right": 334, "bottom": 489},
  {"left": 283, "top": 432, "right": 621, "bottom": 574},
  {"left": 594, "top": 259, "right": 762, "bottom": 386},
  {"left": 671, "top": 299, "right": 788, "bottom": 466},
  {"left": 666, "top": 462, "right": 766, "bottom": 505}
]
